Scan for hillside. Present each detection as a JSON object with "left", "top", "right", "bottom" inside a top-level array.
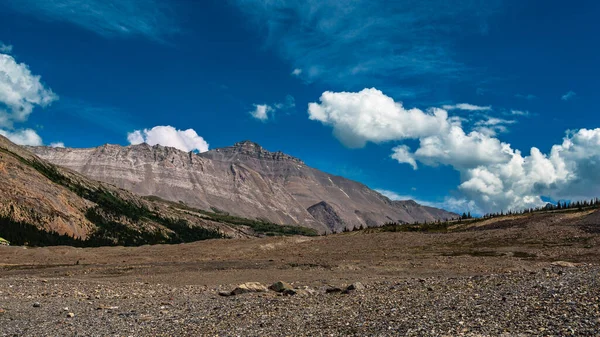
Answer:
[
  {"left": 0, "top": 135, "right": 316, "bottom": 246},
  {"left": 29, "top": 141, "right": 457, "bottom": 233}
]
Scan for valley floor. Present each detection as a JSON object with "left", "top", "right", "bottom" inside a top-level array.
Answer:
[{"left": 1, "top": 210, "right": 600, "bottom": 336}]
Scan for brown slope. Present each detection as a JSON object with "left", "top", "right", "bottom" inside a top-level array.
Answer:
[
  {"left": 0, "top": 135, "right": 257, "bottom": 246},
  {"left": 29, "top": 141, "right": 457, "bottom": 233}
]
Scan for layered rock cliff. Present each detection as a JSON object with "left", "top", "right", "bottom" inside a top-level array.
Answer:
[{"left": 30, "top": 141, "right": 457, "bottom": 233}]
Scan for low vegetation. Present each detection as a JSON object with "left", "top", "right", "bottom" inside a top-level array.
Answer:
[
  {"left": 0, "top": 147, "right": 224, "bottom": 247},
  {"left": 144, "top": 196, "right": 319, "bottom": 237}
]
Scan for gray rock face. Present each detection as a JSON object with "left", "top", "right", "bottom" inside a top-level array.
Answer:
[{"left": 29, "top": 141, "right": 457, "bottom": 233}]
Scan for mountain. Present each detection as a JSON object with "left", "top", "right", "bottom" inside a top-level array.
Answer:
[
  {"left": 29, "top": 141, "right": 457, "bottom": 233},
  {"left": 0, "top": 135, "right": 316, "bottom": 247}
]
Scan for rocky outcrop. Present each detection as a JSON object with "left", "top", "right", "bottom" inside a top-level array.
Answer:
[{"left": 29, "top": 140, "right": 458, "bottom": 233}]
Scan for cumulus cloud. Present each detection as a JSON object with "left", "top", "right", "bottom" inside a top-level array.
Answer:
[
  {"left": 308, "top": 88, "right": 448, "bottom": 148},
  {"left": 250, "top": 95, "right": 295, "bottom": 121},
  {"left": 0, "top": 53, "right": 58, "bottom": 128},
  {"left": 391, "top": 145, "right": 418, "bottom": 170},
  {"left": 0, "top": 128, "right": 43, "bottom": 146},
  {"left": 309, "top": 87, "right": 600, "bottom": 213},
  {"left": 250, "top": 104, "right": 272, "bottom": 121},
  {"left": 561, "top": 91, "right": 576, "bottom": 101},
  {"left": 127, "top": 125, "right": 209, "bottom": 152},
  {"left": 0, "top": 49, "right": 57, "bottom": 146},
  {"left": 50, "top": 142, "right": 65, "bottom": 148},
  {"left": 291, "top": 68, "right": 302, "bottom": 76},
  {"left": 442, "top": 103, "right": 491, "bottom": 111}
]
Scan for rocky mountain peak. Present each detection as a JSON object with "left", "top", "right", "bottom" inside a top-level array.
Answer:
[{"left": 204, "top": 140, "right": 305, "bottom": 164}]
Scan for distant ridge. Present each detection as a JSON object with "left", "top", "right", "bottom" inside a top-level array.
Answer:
[{"left": 29, "top": 141, "right": 458, "bottom": 233}]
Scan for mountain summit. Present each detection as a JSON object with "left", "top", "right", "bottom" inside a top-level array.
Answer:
[{"left": 30, "top": 141, "right": 456, "bottom": 233}]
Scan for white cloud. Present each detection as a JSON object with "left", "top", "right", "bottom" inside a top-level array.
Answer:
[
  {"left": 309, "top": 87, "right": 600, "bottom": 213},
  {"left": 250, "top": 95, "right": 295, "bottom": 121},
  {"left": 561, "top": 91, "right": 576, "bottom": 101},
  {"left": 0, "top": 42, "right": 12, "bottom": 54},
  {"left": 50, "top": 142, "right": 65, "bottom": 148},
  {"left": 442, "top": 103, "right": 491, "bottom": 111},
  {"left": 127, "top": 125, "right": 209, "bottom": 152},
  {"left": 308, "top": 88, "right": 448, "bottom": 148},
  {"left": 473, "top": 117, "right": 516, "bottom": 136},
  {"left": 291, "top": 68, "right": 302, "bottom": 76},
  {"left": 391, "top": 145, "right": 417, "bottom": 170},
  {"left": 4, "top": 0, "right": 178, "bottom": 41},
  {"left": 510, "top": 109, "right": 530, "bottom": 116},
  {"left": 249, "top": 104, "right": 272, "bottom": 121},
  {"left": 375, "top": 189, "right": 415, "bottom": 202},
  {"left": 0, "top": 50, "right": 57, "bottom": 147},
  {"left": 0, "top": 128, "right": 43, "bottom": 146},
  {"left": 0, "top": 53, "right": 58, "bottom": 128}
]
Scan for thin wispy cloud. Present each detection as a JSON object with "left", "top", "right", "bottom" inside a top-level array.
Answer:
[
  {"left": 515, "top": 93, "right": 536, "bottom": 100},
  {"left": 3, "top": 0, "right": 178, "bottom": 41},
  {"left": 442, "top": 103, "right": 492, "bottom": 111},
  {"left": 232, "top": 0, "right": 502, "bottom": 97},
  {"left": 0, "top": 42, "right": 12, "bottom": 53},
  {"left": 561, "top": 90, "right": 576, "bottom": 101},
  {"left": 510, "top": 109, "right": 530, "bottom": 117}
]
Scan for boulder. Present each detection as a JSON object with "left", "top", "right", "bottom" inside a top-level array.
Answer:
[
  {"left": 269, "top": 281, "right": 294, "bottom": 293},
  {"left": 231, "top": 282, "right": 269, "bottom": 295},
  {"left": 343, "top": 282, "right": 366, "bottom": 294}
]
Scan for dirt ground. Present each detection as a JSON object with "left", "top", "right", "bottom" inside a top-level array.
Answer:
[{"left": 1, "top": 210, "right": 600, "bottom": 336}]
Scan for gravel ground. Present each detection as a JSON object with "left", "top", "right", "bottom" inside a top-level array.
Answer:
[{"left": 1, "top": 264, "right": 599, "bottom": 336}]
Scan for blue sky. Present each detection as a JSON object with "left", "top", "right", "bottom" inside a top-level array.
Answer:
[{"left": 0, "top": 0, "right": 599, "bottom": 214}]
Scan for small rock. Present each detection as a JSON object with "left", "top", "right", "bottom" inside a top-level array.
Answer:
[
  {"left": 231, "top": 282, "right": 269, "bottom": 295},
  {"left": 282, "top": 288, "right": 297, "bottom": 296},
  {"left": 343, "top": 282, "right": 366, "bottom": 294},
  {"left": 269, "top": 281, "right": 294, "bottom": 293},
  {"left": 325, "top": 286, "right": 343, "bottom": 294},
  {"left": 551, "top": 261, "right": 577, "bottom": 268},
  {"left": 0, "top": 308, "right": 5, "bottom": 314},
  {"left": 33, "top": 302, "right": 41, "bottom": 308},
  {"left": 66, "top": 312, "right": 75, "bottom": 318},
  {"left": 218, "top": 291, "right": 233, "bottom": 297}
]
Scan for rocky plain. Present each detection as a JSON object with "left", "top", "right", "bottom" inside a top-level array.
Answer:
[{"left": 1, "top": 210, "right": 600, "bottom": 336}]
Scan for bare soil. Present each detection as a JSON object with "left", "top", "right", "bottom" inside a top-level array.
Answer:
[{"left": 1, "top": 211, "right": 600, "bottom": 336}]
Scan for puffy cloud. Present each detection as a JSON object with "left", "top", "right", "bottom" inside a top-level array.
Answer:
[
  {"left": 249, "top": 104, "right": 272, "bottom": 121},
  {"left": 391, "top": 145, "right": 417, "bottom": 170},
  {"left": 0, "top": 53, "right": 58, "bottom": 128},
  {"left": 291, "top": 68, "right": 302, "bottom": 76},
  {"left": 561, "top": 91, "right": 576, "bottom": 101},
  {"left": 50, "top": 142, "right": 65, "bottom": 148},
  {"left": 250, "top": 95, "right": 295, "bottom": 121},
  {"left": 442, "top": 103, "right": 491, "bottom": 111},
  {"left": 308, "top": 88, "right": 448, "bottom": 148},
  {"left": 309, "top": 87, "right": 600, "bottom": 213},
  {"left": 127, "top": 125, "right": 209, "bottom": 152},
  {"left": 0, "top": 128, "right": 43, "bottom": 146}
]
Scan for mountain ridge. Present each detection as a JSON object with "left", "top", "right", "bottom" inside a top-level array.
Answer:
[{"left": 29, "top": 141, "right": 458, "bottom": 233}]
